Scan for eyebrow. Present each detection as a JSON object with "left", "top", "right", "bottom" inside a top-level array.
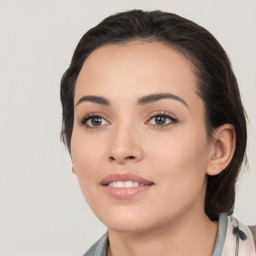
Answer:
[
  {"left": 75, "top": 93, "right": 189, "bottom": 108},
  {"left": 75, "top": 95, "right": 110, "bottom": 106},
  {"left": 137, "top": 93, "right": 189, "bottom": 108}
]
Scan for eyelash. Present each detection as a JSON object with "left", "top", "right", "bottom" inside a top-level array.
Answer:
[
  {"left": 146, "top": 111, "right": 178, "bottom": 128},
  {"left": 80, "top": 113, "right": 109, "bottom": 129},
  {"left": 80, "top": 111, "right": 178, "bottom": 129}
]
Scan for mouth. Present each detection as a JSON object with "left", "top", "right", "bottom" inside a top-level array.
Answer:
[
  {"left": 108, "top": 181, "right": 147, "bottom": 188},
  {"left": 100, "top": 173, "right": 154, "bottom": 199}
]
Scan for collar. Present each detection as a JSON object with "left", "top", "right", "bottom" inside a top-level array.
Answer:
[{"left": 83, "top": 213, "right": 256, "bottom": 256}]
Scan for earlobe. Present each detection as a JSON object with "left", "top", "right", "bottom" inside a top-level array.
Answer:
[
  {"left": 72, "top": 166, "right": 77, "bottom": 175},
  {"left": 70, "top": 153, "right": 76, "bottom": 175},
  {"left": 207, "top": 124, "right": 236, "bottom": 176}
]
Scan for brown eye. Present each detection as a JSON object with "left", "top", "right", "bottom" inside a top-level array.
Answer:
[
  {"left": 90, "top": 117, "right": 103, "bottom": 126},
  {"left": 148, "top": 114, "right": 178, "bottom": 127},
  {"left": 81, "top": 115, "right": 109, "bottom": 128},
  {"left": 154, "top": 116, "right": 167, "bottom": 125}
]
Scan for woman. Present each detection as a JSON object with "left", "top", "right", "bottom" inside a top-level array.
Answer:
[{"left": 60, "top": 10, "right": 256, "bottom": 256}]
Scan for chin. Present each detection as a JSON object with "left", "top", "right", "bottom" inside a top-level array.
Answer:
[
  {"left": 107, "top": 221, "right": 152, "bottom": 233},
  {"left": 98, "top": 209, "right": 164, "bottom": 234}
]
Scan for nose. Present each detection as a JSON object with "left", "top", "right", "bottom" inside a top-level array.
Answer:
[{"left": 108, "top": 123, "right": 144, "bottom": 165}]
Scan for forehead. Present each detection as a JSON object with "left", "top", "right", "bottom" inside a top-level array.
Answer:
[{"left": 75, "top": 41, "right": 199, "bottom": 106}]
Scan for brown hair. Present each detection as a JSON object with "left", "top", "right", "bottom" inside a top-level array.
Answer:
[{"left": 60, "top": 10, "right": 247, "bottom": 221}]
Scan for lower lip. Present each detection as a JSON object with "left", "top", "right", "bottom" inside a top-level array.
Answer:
[{"left": 102, "top": 185, "right": 153, "bottom": 199}]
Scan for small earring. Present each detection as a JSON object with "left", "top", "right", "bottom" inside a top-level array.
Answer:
[{"left": 72, "top": 167, "right": 75, "bottom": 173}]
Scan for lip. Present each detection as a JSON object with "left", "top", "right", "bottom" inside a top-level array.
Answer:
[
  {"left": 101, "top": 173, "right": 154, "bottom": 185},
  {"left": 100, "top": 173, "right": 154, "bottom": 200}
]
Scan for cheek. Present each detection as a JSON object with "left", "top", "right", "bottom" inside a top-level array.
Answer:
[
  {"left": 147, "top": 126, "right": 210, "bottom": 198},
  {"left": 70, "top": 130, "right": 105, "bottom": 199},
  {"left": 148, "top": 126, "right": 209, "bottom": 167},
  {"left": 71, "top": 127, "right": 106, "bottom": 167}
]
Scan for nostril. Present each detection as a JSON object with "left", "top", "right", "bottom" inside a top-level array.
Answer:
[
  {"left": 109, "top": 155, "right": 136, "bottom": 162},
  {"left": 126, "top": 156, "right": 135, "bottom": 160}
]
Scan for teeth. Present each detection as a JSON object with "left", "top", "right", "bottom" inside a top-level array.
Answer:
[
  {"left": 133, "top": 182, "right": 139, "bottom": 187},
  {"left": 122, "top": 181, "right": 131, "bottom": 187},
  {"left": 108, "top": 181, "right": 142, "bottom": 188}
]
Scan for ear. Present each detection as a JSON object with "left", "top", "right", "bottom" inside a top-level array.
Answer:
[{"left": 206, "top": 124, "right": 236, "bottom": 176}]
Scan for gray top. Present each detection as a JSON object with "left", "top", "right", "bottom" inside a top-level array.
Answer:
[
  {"left": 249, "top": 226, "right": 256, "bottom": 246},
  {"left": 212, "top": 213, "right": 228, "bottom": 256},
  {"left": 83, "top": 213, "right": 255, "bottom": 256},
  {"left": 84, "top": 233, "right": 108, "bottom": 256}
]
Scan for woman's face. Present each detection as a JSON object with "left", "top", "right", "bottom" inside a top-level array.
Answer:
[{"left": 71, "top": 41, "right": 215, "bottom": 232}]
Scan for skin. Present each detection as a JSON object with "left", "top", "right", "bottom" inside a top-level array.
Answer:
[{"left": 71, "top": 41, "right": 235, "bottom": 256}]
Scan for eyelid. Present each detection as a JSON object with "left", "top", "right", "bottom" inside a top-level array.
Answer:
[
  {"left": 145, "top": 110, "right": 179, "bottom": 127},
  {"left": 80, "top": 112, "right": 111, "bottom": 128},
  {"left": 146, "top": 110, "right": 177, "bottom": 120}
]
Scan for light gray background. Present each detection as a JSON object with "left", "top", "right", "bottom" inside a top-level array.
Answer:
[{"left": 0, "top": 0, "right": 255, "bottom": 255}]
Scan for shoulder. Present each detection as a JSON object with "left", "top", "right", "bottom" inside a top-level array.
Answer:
[
  {"left": 226, "top": 215, "right": 256, "bottom": 255},
  {"left": 214, "top": 213, "right": 255, "bottom": 255},
  {"left": 83, "top": 233, "right": 109, "bottom": 256}
]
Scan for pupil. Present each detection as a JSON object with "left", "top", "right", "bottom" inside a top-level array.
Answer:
[
  {"left": 91, "top": 117, "right": 102, "bottom": 126},
  {"left": 155, "top": 116, "right": 166, "bottom": 125}
]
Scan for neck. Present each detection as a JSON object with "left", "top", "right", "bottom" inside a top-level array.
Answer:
[{"left": 107, "top": 211, "right": 218, "bottom": 256}]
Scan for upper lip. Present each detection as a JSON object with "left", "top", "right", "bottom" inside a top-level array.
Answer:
[{"left": 100, "top": 173, "right": 154, "bottom": 186}]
